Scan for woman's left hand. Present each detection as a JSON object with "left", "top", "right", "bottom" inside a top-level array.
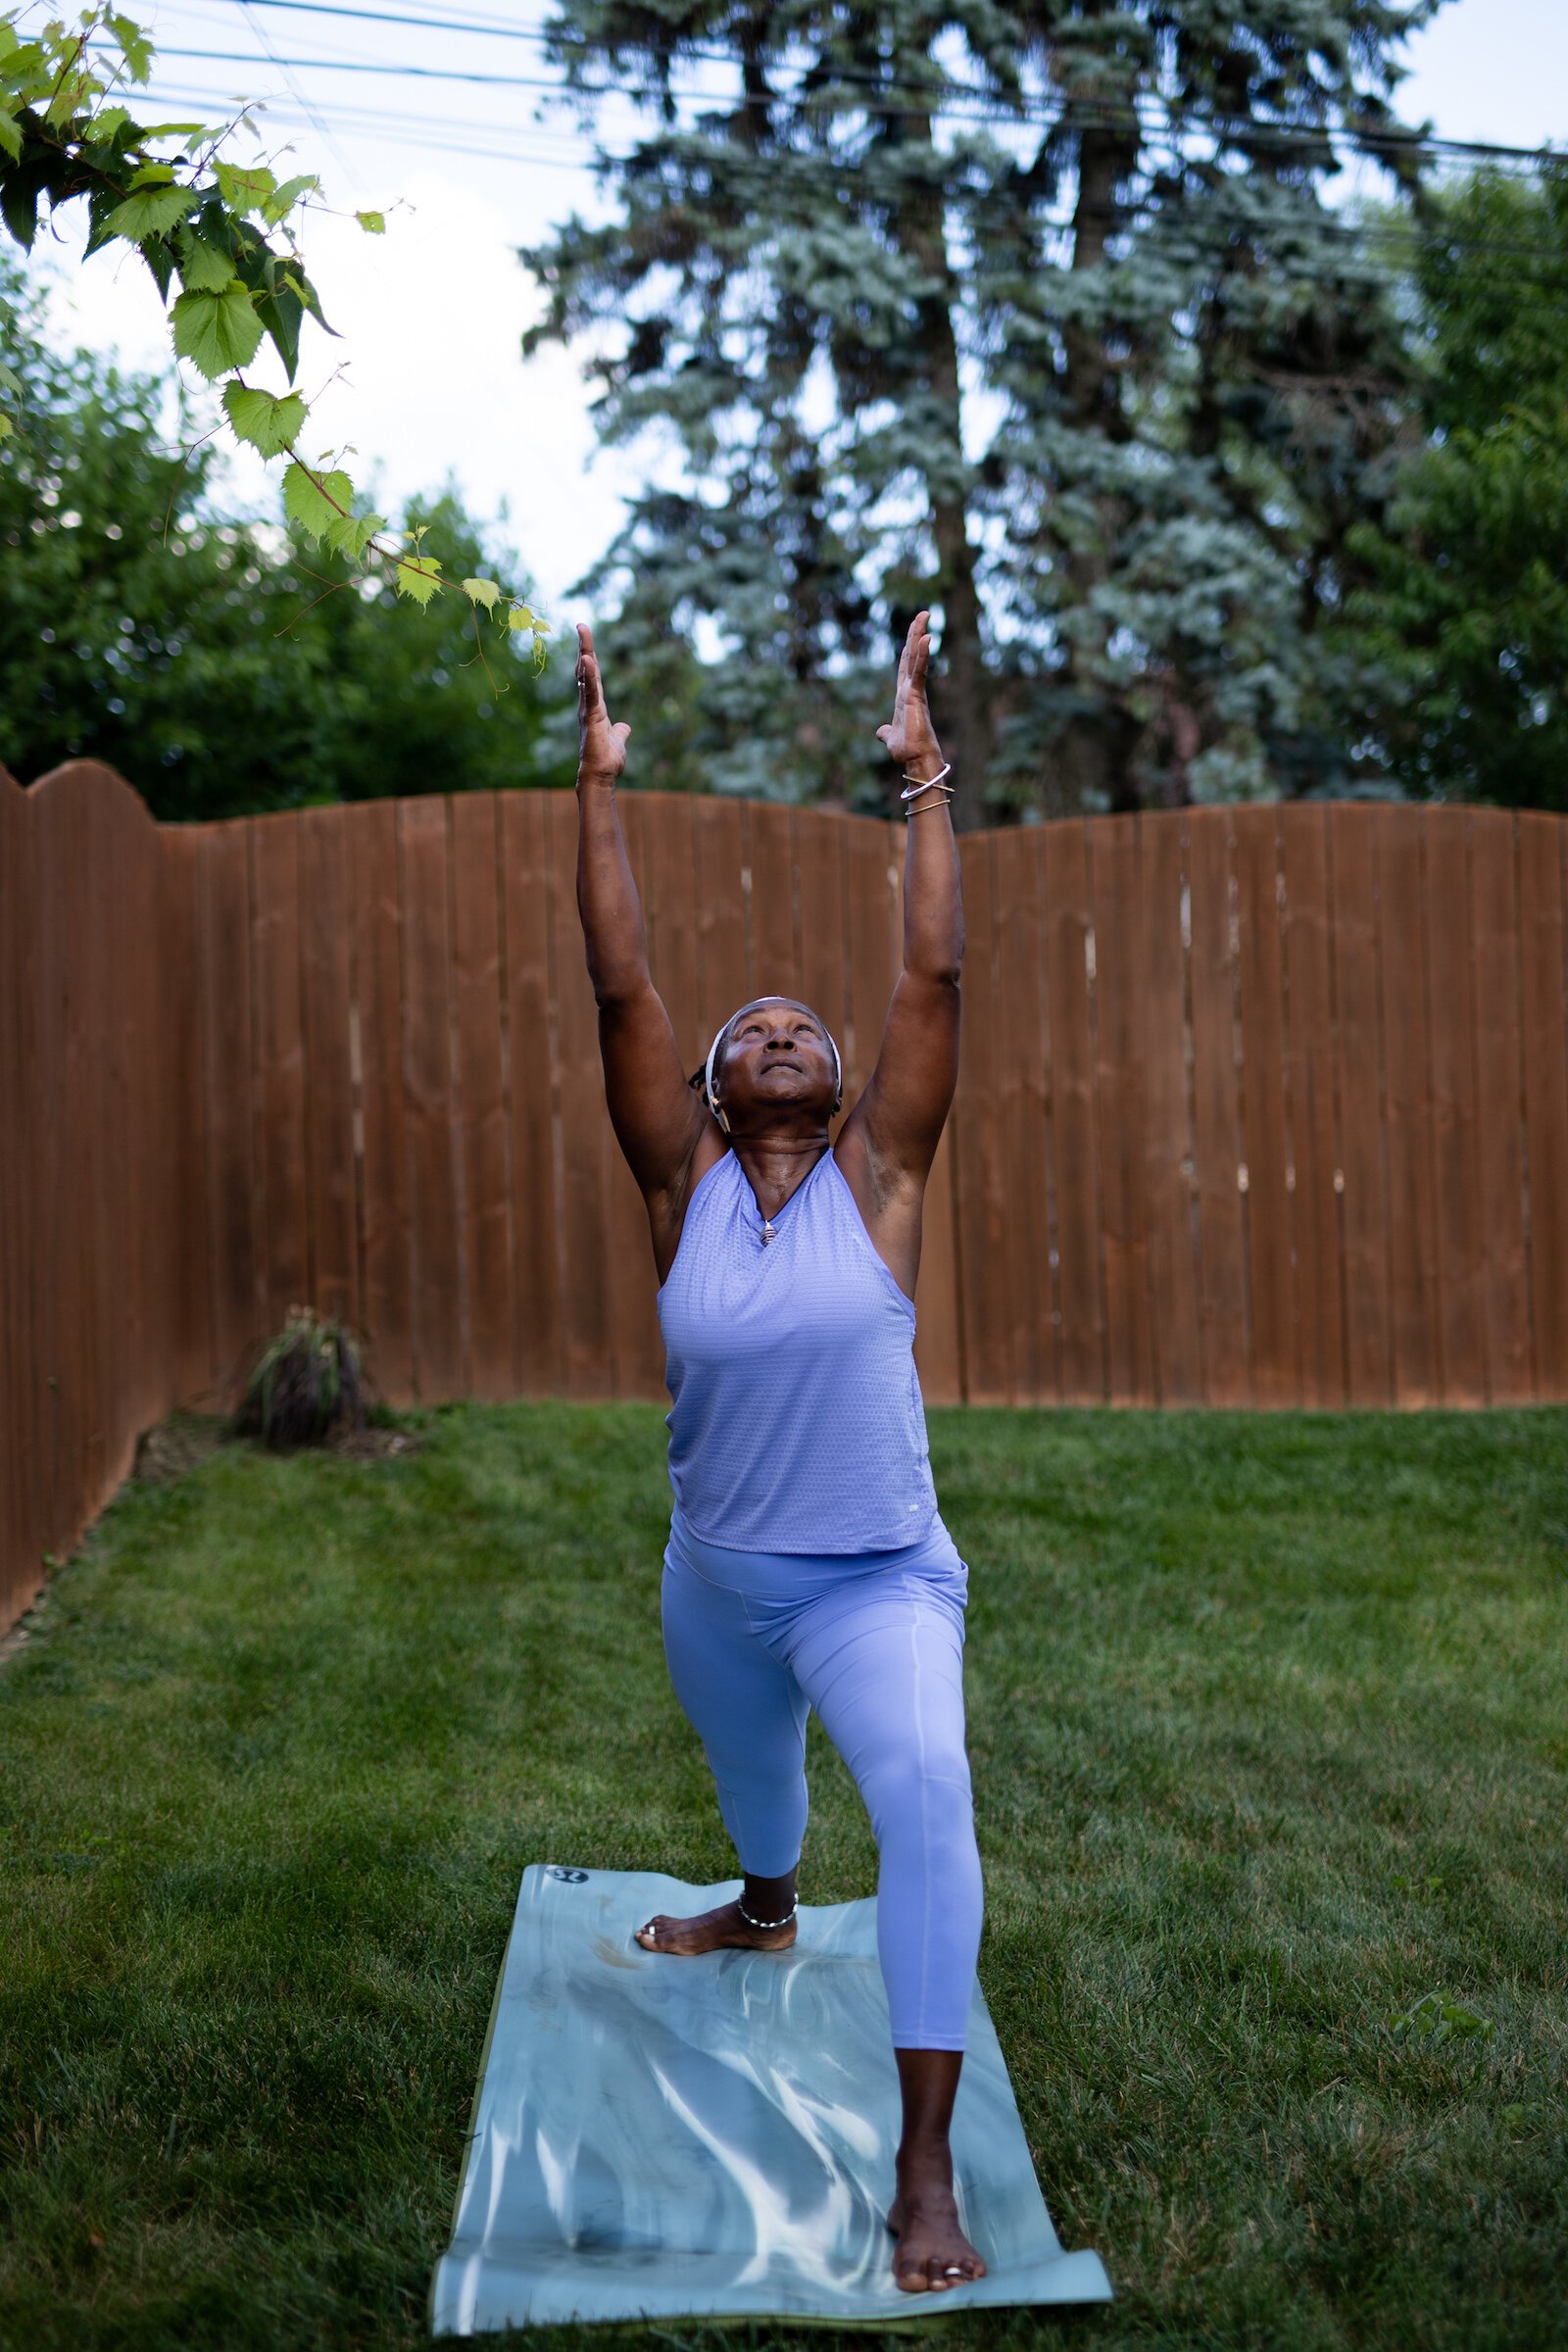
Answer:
[
  {"left": 875, "top": 610, "right": 946, "bottom": 781},
  {"left": 576, "top": 619, "right": 632, "bottom": 788}
]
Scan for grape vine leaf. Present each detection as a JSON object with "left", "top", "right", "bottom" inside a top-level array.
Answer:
[
  {"left": 355, "top": 209, "right": 385, "bottom": 233},
  {"left": 320, "top": 506, "right": 384, "bottom": 560},
  {"left": 214, "top": 160, "right": 276, "bottom": 218},
  {"left": 222, "top": 381, "right": 308, "bottom": 457},
  {"left": 102, "top": 182, "right": 199, "bottom": 243},
  {"left": 395, "top": 555, "right": 443, "bottom": 608},
  {"left": 108, "top": 10, "right": 154, "bottom": 79},
  {"left": 83, "top": 103, "right": 131, "bottom": 144},
  {"left": 176, "top": 229, "right": 235, "bottom": 294},
  {"left": 282, "top": 459, "right": 355, "bottom": 547},
  {"left": 262, "top": 172, "right": 319, "bottom": 227},
  {"left": 463, "top": 576, "right": 501, "bottom": 612},
  {"left": 172, "top": 283, "right": 265, "bottom": 379}
]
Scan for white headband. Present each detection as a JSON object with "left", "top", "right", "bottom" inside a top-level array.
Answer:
[{"left": 704, "top": 1003, "right": 842, "bottom": 1115}]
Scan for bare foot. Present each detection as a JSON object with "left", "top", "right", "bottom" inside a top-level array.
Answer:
[
  {"left": 633, "top": 1899, "right": 798, "bottom": 1956},
  {"left": 886, "top": 2144, "right": 987, "bottom": 2293}
]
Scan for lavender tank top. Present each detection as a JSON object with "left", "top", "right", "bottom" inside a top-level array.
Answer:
[{"left": 656, "top": 1148, "right": 939, "bottom": 1552}]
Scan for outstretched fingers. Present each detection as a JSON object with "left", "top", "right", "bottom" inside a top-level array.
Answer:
[
  {"left": 905, "top": 608, "right": 932, "bottom": 691},
  {"left": 575, "top": 619, "right": 605, "bottom": 715}
]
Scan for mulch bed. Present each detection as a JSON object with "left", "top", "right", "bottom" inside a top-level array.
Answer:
[{"left": 132, "top": 1414, "right": 425, "bottom": 1484}]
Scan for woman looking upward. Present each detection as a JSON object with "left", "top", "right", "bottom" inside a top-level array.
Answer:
[{"left": 572, "top": 611, "right": 986, "bottom": 2295}]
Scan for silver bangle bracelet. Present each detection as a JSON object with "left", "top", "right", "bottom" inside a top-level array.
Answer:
[{"left": 901, "top": 760, "right": 952, "bottom": 795}]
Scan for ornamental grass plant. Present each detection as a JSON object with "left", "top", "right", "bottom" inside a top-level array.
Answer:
[{"left": 232, "top": 1306, "right": 368, "bottom": 1450}]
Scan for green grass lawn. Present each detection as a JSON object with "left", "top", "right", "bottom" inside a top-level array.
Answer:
[{"left": 2, "top": 1401, "right": 1565, "bottom": 2351}]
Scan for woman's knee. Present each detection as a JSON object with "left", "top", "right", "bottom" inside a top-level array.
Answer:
[{"left": 859, "top": 1737, "right": 975, "bottom": 1853}]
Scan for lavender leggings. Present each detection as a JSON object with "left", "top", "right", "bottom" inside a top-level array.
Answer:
[{"left": 660, "top": 1503, "right": 985, "bottom": 2050}]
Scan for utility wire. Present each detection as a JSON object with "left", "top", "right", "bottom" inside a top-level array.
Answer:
[
  {"left": 152, "top": 7, "right": 1564, "bottom": 168},
  {"left": 125, "top": 70, "right": 1568, "bottom": 286},
  {"left": 236, "top": 0, "right": 367, "bottom": 189},
  {"left": 124, "top": 53, "right": 1568, "bottom": 237}
]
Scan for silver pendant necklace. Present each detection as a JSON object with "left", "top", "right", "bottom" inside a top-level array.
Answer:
[{"left": 760, "top": 1216, "right": 777, "bottom": 1247}]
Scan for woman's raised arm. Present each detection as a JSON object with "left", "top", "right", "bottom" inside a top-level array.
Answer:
[
  {"left": 573, "top": 622, "right": 713, "bottom": 1208},
  {"left": 840, "top": 611, "right": 964, "bottom": 1190}
]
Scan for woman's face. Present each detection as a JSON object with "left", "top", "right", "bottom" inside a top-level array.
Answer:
[{"left": 714, "top": 999, "right": 838, "bottom": 1123}]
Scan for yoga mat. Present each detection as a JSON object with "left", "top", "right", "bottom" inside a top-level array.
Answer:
[{"left": 429, "top": 1865, "right": 1112, "bottom": 2331}]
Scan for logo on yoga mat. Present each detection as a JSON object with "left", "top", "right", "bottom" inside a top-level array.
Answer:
[{"left": 545, "top": 1866, "right": 589, "bottom": 1883}]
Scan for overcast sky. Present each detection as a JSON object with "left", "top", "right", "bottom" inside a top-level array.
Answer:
[{"left": 27, "top": 0, "right": 1568, "bottom": 614}]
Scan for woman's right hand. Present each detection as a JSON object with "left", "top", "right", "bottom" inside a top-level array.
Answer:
[{"left": 576, "top": 620, "right": 632, "bottom": 788}]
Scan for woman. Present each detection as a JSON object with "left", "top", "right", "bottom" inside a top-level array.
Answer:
[{"left": 572, "top": 610, "right": 985, "bottom": 2295}]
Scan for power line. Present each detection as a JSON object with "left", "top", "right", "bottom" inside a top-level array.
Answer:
[
  {"left": 122, "top": 71, "right": 1568, "bottom": 290},
  {"left": 152, "top": 7, "right": 1564, "bottom": 170},
  {"left": 236, "top": 0, "right": 366, "bottom": 189},
  {"left": 118, "top": 79, "right": 631, "bottom": 167}
]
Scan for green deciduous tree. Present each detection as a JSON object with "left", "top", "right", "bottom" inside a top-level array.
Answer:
[
  {"left": 0, "top": 257, "right": 572, "bottom": 818},
  {"left": 1340, "top": 161, "right": 1568, "bottom": 809},
  {"left": 1, "top": 3, "right": 546, "bottom": 653},
  {"left": 522, "top": 0, "right": 1436, "bottom": 823}
]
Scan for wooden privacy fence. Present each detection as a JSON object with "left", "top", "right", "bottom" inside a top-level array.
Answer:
[{"left": 3, "top": 763, "right": 1568, "bottom": 1636}]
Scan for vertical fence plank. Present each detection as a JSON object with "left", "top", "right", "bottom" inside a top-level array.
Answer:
[
  {"left": 95, "top": 779, "right": 130, "bottom": 1497},
  {"left": 1423, "top": 808, "right": 1487, "bottom": 1404},
  {"left": 108, "top": 785, "right": 146, "bottom": 1458},
  {"left": 79, "top": 776, "right": 120, "bottom": 1505},
  {"left": 990, "top": 830, "right": 1054, "bottom": 1404},
  {"left": 198, "top": 820, "right": 258, "bottom": 1406},
  {"left": 842, "top": 818, "right": 900, "bottom": 1107},
  {"left": 1187, "top": 809, "right": 1250, "bottom": 1405},
  {"left": 748, "top": 805, "right": 800, "bottom": 999},
  {"left": 1234, "top": 808, "right": 1298, "bottom": 1406},
  {"left": 1043, "top": 819, "right": 1105, "bottom": 1403},
  {"left": 914, "top": 1122, "right": 964, "bottom": 1406},
  {"left": 1463, "top": 811, "right": 1531, "bottom": 1402},
  {"left": 1279, "top": 806, "right": 1346, "bottom": 1409},
  {"left": 400, "top": 796, "right": 465, "bottom": 1403},
  {"left": 299, "top": 807, "right": 359, "bottom": 1334},
  {"left": 30, "top": 781, "right": 69, "bottom": 1546},
  {"left": 1376, "top": 807, "right": 1441, "bottom": 1405},
  {"left": 251, "top": 812, "right": 309, "bottom": 1343},
  {"left": 73, "top": 777, "right": 109, "bottom": 1509},
  {"left": 346, "top": 801, "right": 413, "bottom": 1405},
  {"left": 160, "top": 825, "right": 214, "bottom": 1407},
  {"left": 693, "top": 798, "right": 749, "bottom": 1051},
  {"left": 547, "top": 792, "right": 614, "bottom": 1395},
  {"left": 646, "top": 793, "right": 702, "bottom": 1071},
  {"left": 1139, "top": 811, "right": 1202, "bottom": 1406},
  {"left": 1327, "top": 806, "right": 1393, "bottom": 1406},
  {"left": 603, "top": 794, "right": 664, "bottom": 1398},
  {"left": 1089, "top": 814, "right": 1156, "bottom": 1405},
  {"left": 877, "top": 814, "right": 964, "bottom": 1405},
  {"left": 1519, "top": 809, "right": 1568, "bottom": 1396},
  {"left": 952, "top": 835, "right": 1009, "bottom": 1402},
  {"left": 450, "top": 793, "right": 515, "bottom": 1402},
  {"left": 797, "top": 807, "right": 851, "bottom": 1084},
  {"left": 0, "top": 772, "right": 43, "bottom": 1624},
  {"left": 499, "top": 791, "right": 564, "bottom": 1396}
]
